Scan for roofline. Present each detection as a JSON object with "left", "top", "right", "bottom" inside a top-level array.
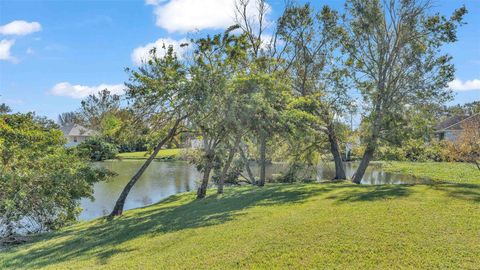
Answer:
[{"left": 438, "top": 113, "right": 479, "bottom": 131}]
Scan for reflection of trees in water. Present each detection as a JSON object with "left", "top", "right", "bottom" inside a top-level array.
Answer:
[{"left": 80, "top": 161, "right": 429, "bottom": 221}]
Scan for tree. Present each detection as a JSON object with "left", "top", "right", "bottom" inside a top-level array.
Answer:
[
  {"left": 78, "top": 89, "right": 121, "bottom": 130},
  {"left": 277, "top": 3, "right": 352, "bottom": 179},
  {"left": 448, "top": 115, "right": 480, "bottom": 170},
  {"left": 189, "top": 31, "right": 249, "bottom": 198},
  {"left": 0, "top": 113, "right": 111, "bottom": 239},
  {"left": 341, "top": 0, "right": 467, "bottom": 183},
  {"left": 76, "top": 136, "right": 119, "bottom": 161},
  {"left": 57, "top": 111, "right": 80, "bottom": 127},
  {"left": 109, "top": 46, "right": 192, "bottom": 217},
  {"left": 444, "top": 101, "right": 480, "bottom": 116}
]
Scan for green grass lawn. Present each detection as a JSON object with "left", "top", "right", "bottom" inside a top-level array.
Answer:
[
  {"left": 1, "top": 183, "right": 479, "bottom": 269},
  {"left": 379, "top": 161, "right": 480, "bottom": 184},
  {"left": 116, "top": 148, "right": 184, "bottom": 161}
]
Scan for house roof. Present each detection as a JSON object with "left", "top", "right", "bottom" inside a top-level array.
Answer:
[
  {"left": 435, "top": 113, "right": 480, "bottom": 132},
  {"left": 60, "top": 124, "right": 96, "bottom": 137}
]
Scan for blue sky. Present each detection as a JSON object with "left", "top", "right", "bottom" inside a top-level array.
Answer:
[{"left": 0, "top": 0, "right": 479, "bottom": 120}]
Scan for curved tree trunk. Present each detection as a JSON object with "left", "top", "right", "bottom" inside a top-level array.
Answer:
[
  {"left": 197, "top": 157, "right": 213, "bottom": 199},
  {"left": 352, "top": 113, "right": 381, "bottom": 184},
  {"left": 217, "top": 136, "right": 241, "bottom": 194},
  {"left": 109, "top": 117, "right": 183, "bottom": 218},
  {"left": 258, "top": 133, "right": 267, "bottom": 187},
  {"left": 352, "top": 144, "right": 375, "bottom": 184},
  {"left": 239, "top": 146, "right": 256, "bottom": 185},
  {"left": 326, "top": 123, "right": 346, "bottom": 180}
]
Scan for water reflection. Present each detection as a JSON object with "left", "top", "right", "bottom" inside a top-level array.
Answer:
[
  {"left": 79, "top": 161, "right": 201, "bottom": 221},
  {"left": 79, "top": 160, "right": 428, "bottom": 221}
]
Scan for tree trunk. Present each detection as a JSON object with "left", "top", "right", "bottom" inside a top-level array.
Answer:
[
  {"left": 258, "top": 133, "right": 267, "bottom": 187},
  {"left": 239, "top": 146, "right": 256, "bottom": 185},
  {"left": 109, "top": 117, "right": 182, "bottom": 218},
  {"left": 217, "top": 136, "right": 241, "bottom": 194},
  {"left": 197, "top": 157, "right": 213, "bottom": 199},
  {"left": 352, "top": 145, "right": 375, "bottom": 184},
  {"left": 327, "top": 123, "right": 346, "bottom": 180}
]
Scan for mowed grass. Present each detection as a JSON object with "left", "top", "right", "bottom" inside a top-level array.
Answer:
[
  {"left": 116, "top": 148, "right": 184, "bottom": 160},
  {"left": 1, "top": 183, "right": 479, "bottom": 269},
  {"left": 380, "top": 161, "right": 480, "bottom": 184}
]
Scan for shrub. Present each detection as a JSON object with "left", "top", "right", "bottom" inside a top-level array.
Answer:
[
  {"left": 77, "top": 137, "right": 119, "bottom": 161},
  {"left": 0, "top": 113, "right": 112, "bottom": 237},
  {"left": 375, "top": 139, "right": 447, "bottom": 162}
]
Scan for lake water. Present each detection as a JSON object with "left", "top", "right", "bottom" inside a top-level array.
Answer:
[{"left": 79, "top": 160, "right": 428, "bottom": 220}]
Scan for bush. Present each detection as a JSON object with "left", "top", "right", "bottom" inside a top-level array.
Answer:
[
  {"left": 375, "top": 139, "right": 448, "bottom": 162},
  {"left": 77, "top": 137, "right": 119, "bottom": 161},
  {"left": 0, "top": 113, "right": 112, "bottom": 237}
]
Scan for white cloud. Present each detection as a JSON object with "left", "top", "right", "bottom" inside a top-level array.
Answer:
[
  {"left": 448, "top": 79, "right": 480, "bottom": 92},
  {"left": 131, "top": 38, "right": 189, "bottom": 65},
  {"left": 49, "top": 82, "right": 125, "bottom": 99},
  {"left": 26, "top": 48, "right": 34, "bottom": 54},
  {"left": 0, "top": 39, "right": 17, "bottom": 62},
  {"left": 148, "top": 0, "right": 266, "bottom": 33},
  {"left": 0, "top": 20, "right": 42, "bottom": 36}
]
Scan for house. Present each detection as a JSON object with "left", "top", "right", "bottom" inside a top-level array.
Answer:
[
  {"left": 435, "top": 113, "right": 480, "bottom": 142},
  {"left": 60, "top": 124, "right": 96, "bottom": 147}
]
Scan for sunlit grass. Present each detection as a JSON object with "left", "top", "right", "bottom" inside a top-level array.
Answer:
[
  {"left": 116, "top": 148, "right": 184, "bottom": 160},
  {"left": 379, "top": 161, "right": 480, "bottom": 184},
  {"left": 1, "top": 182, "right": 479, "bottom": 269}
]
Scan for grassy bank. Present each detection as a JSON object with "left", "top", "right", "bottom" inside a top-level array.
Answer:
[
  {"left": 379, "top": 161, "right": 480, "bottom": 185},
  {"left": 116, "top": 148, "right": 184, "bottom": 161},
  {"left": 1, "top": 183, "right": 479, "bottom": 269}
]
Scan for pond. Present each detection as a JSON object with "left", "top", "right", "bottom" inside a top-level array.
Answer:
[{"left": 79, "top": 160, "right": 429, "bottom": 220}]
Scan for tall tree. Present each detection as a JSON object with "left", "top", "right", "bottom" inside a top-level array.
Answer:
[
  {"left": 341, "top": 0, "right": 466, "bottom": 183},
  {"left": 57, "top": 111, "right": 80, "bottom": 127},
  {"left": 235, "top": 0, "right": 288, "bottom": 186},
  {"left": 189, "top": 30, "right": 250, "bottom": 198},
  {"left": 109, "top": 46, "right": 192, "bottom": 217},
  {"left": 277, "top": 3, "right": 352, "bottom": 179},
  {"left": 78, "top": 89, "right": 121, "bottom": 130}
]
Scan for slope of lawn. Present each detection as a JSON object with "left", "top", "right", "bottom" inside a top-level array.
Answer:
[
  {"left": 1, "top": 183, "right": 479, "bottom": 269},
  {"left": 379, "top": 161, "right": 480, "bottom": 184},
  {"left": 116, "top": 148, "right": 184, "bottom": 161}
]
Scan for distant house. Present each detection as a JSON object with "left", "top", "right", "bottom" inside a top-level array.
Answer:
[
  {"left": 60, "top": 124, "right": 96, "bottom": 147},
  {"left": 435, "top": 114, "right": 480, "bottom": 142}
]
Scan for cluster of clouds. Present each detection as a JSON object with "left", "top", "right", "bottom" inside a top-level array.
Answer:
[
  {"left": 49, "top": 82, "right": 125, "bottom": 99},
  {"left": 5, "top": 1, "right": 479, "bottom": 102},
  {"left": 147, "top": 0, "right": 246, "bottom": 33},
  {"left": 131, "top": 37, "right": 189, "bottom": 65},
  {"left": 131, "top": 0, "right": 265, "bottom": 66},
  {"left": 0, "top": 20, "right": 41, "bottom": 62},
  {"left": 448, "top": 79, "right": 480, "bottom": 92}
]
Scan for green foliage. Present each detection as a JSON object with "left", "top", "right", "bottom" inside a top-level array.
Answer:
[
  {"left": 1, "top": 183, "right": 479, "bottom": 269},
  {"left": 78, "top": 89, "right": 121, "bottom": 130},
  {"left": 375, "top": 139, "right": 448, "bottom": 162},
  {"left": 274, "top": 163, "right": 316, "bottom": 183},
  {"left": 76, "top": 137, "right": 119, "bottom": 161},
  {"left": 0, "top": 113, "right": 112, "bottom": 236}
]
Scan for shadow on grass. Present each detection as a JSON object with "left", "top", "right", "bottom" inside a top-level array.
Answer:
[
  {"left": 1, "top": 184, "right": 331, "bottom": 269},
  {"left": 3, "top": 182, "right": 478, "bottom": 269},
  {"left": 429, "top": 183, "right": 480, "bottom": 203},
  {"left": 325, "top": 184, "right": 413, "bottom": 203}
]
